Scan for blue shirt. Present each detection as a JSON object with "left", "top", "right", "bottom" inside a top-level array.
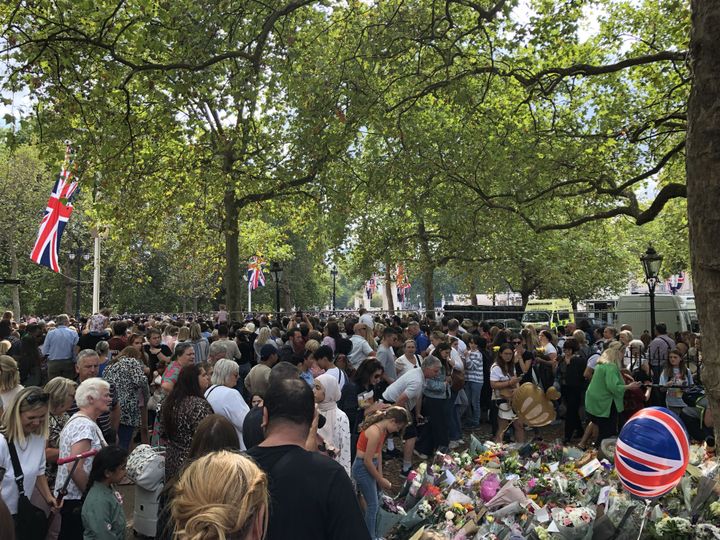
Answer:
[
  {"left": 300, "top": 370, "right": 314, "bottom": 387},
  {"left": 42, "top": 325, "right": 79, "bottom": 361},
  {"left": 414, "top": 332, "right": 431, "bottom": 354}
]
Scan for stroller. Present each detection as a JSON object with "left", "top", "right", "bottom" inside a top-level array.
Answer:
[{"left": 126, "top": 444, "right": 165, "bottom": 538}]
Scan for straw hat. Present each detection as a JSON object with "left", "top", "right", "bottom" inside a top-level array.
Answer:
[{"left": 512, "top": 383, "right": 557, "bottom": 427}]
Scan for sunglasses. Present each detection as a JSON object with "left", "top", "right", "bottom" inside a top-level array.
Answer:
[{"left": 26, "top": 392, "right": 50, "bottom": 405}]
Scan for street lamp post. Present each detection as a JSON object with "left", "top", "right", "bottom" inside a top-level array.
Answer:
[
  {"left": 640, "top": 245, "right": 663, "bottom": 336},
  {"left": 270, "top": 262, "right": 283, "bottom": 314},
  {"left": 330, "top": 265, "right": 338, "bottom": 311},
  {"left": 67, "top": 246, "right": 91, "bottom": 321}
]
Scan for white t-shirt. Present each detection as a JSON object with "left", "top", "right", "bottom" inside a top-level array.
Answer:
[
  {"left": 0, "top": 432, "right": 46, "bottom": 514},
  {"left": 489, "top": 364, "right": 511, "bottom": 401},
  {"left": 55, "top": 414, "right": 105, "bottom": 500},
  {"left": 449, "top": 334, "right": 467, "bottom": 356},
  {"left": 0, "top": 385, "right": 24, "bottom": 413},
  {"left": 586, "top": 353, "right": 601, "bottom": 370},
  {"left": 204, "top": 385, "right": 250, "bottom": 450},
  {"left": 324, "top": 367, "right": 347, "bottom": 391},
  {"left": 544, "top": 343, "right": 557, "bottom": 357},
  {"left": 395, "top": 354, "right": 420, "bottom": 378},
  {"left": 348, "top": 335, "right": 373, "bottom": 368},
  {"left": 382, "top": 368, "right": 425, "bottom": 412}
]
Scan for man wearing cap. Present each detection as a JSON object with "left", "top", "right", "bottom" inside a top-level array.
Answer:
[
  {"left": 245, "top": 344, "right": 279, "bottom": 397},
  {"left": 42, "top": 314, "right": 79, "bottom": 380}
]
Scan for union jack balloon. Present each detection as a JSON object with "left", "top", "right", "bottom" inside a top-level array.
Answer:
[{"left": 614, "top": 407, "right": 689, "bottom": 498}]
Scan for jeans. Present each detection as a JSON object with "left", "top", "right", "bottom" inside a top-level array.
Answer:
[
  {"left": 118, "top": 424, "right": 135, "bottom": 449},
  {"left": 464, "top": 381, "right": 483, "bottom": 426},
  {"left": 352, "top": 457, "right": 379, "bottom": 539}
]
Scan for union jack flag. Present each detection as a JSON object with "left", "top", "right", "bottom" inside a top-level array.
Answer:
[
  {"left": 396, "top": 264, "right": 411, "bottom": 303},
  {"left": 247, "top": 256, "right": 266, "bottom": 290},
  {"left": 30, "top": 144, "right": 79, "bottom": 273}
]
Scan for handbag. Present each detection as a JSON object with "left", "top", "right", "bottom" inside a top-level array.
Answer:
[
  {"left": 449, "top": 366, "right": 465, "bottom": 392},
  {"left": 8, "top": 441, "right": 49, "bottom": 540},
  {"left": 126, "top": 444, "right": 165, "bottom": 490}
]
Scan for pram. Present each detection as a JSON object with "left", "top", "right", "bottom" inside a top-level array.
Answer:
[{"left": 126, "top": 444, "right": 165, "bottom": 538}]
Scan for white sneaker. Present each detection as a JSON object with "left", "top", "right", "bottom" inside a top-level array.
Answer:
[{"left": 449, "top": 440, "right": 461, "bottom": 449}]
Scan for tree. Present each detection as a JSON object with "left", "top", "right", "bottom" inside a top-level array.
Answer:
[{"left": 686, "top": 0, "right": 719, "bottom": 440}]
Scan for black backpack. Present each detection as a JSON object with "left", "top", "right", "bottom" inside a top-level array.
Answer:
[{"left": 335, "top": 369, "right": 359, "bottom": 428}]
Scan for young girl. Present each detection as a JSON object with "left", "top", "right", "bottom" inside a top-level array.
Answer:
[
  {"left": 464, "top": 336, "right": 484, "bottom": 428},
  {"left": 659, "top": 349, "right": 693, "bottom": 415},
  {"left": 490, "top": 344, "right": 524, "bottom": 443},
  {"left": 352, "top": 406, "right": 410, "bottom": 540},
  {"left": 81, "top": 446, "right": 129, "bottom": 539}
]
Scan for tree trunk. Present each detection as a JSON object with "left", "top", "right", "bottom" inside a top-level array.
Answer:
[
  {"left": 8, "top": 237, "right": 20, "bottom": 317},
  {"left": 223, "top": 188, "right": 241, "bottom": 316},
  {"left": 520, "top": 289, "right": 532, "bottom": 308},
  {"left": 470, "top": 284, "right": 478, "bottom": 306},
  {"left": 686, "top": 0, "right": 720, "bottom": 441},
  {"left": 384, "top": 261, "right": 395, "bottom": 315}
]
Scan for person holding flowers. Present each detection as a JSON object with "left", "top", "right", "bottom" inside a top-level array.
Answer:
[
  {"left": 352, "top": 406, "right": 410, "bottom": 539},
  {"left": 490, "top": 344, "right": 524, "bottom": 443}
]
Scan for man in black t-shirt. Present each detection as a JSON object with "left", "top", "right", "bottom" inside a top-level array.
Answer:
[
  {"left": 246, "top": 379, "right": 370, "bottom": 540},
  {"left": 143, "top": 328, "right": 171, "bottom": 376}
]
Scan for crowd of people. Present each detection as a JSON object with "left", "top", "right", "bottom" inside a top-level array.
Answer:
[{"left": 0, "top": 307, "right": 712, "bottom": 540}]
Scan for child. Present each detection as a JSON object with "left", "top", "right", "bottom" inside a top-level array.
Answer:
[
  {"left": 464, "top": 335, "right": 484, "bottom": 428},
  {"left": 352, "top": 407, "right": 410, "bottom": 540},
  {"left": 659, "top": 349, "right": 693, "bottom": 416},
  {"left": 81, "top": 446, "right": 128, "bottom": 540}
]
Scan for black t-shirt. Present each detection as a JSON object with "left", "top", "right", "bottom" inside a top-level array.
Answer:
[
  {"left": 77, "top": 332, "right": 108, "bottom": 352},
  {"left": 245, "top": 445, "right": 370, "bottom": 540},
  {"left": 243, "top": 406, "right": 265, "bottom": 449},
  {"left": 144, "top": 343, "right": 172, "bottom": 374}
]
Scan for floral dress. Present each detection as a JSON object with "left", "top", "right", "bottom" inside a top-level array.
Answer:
[
  {"left": 160, "top": 396, "right": 213, "bottom": 481},
  {"left": 104, "top": 356, "right": 150, "bottom": 428}
]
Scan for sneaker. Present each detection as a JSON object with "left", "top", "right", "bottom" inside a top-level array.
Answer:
[
  {"left": 401, "top": 466, "right": 412, "bottom": 476},
  {"left": 448, "top": 440, "right": 462, "bottom": 449},
  {"left": 413, "top": 450, "right": 428, "bottom": 460}
]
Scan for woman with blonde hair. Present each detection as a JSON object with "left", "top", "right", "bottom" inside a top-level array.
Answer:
[
  {"left": 189, "top": 323, "right": 209, "bottom": 364},
  {"left": 253, "top": 327, "right": 277, "bottom": 362},
  {"left": 171, "top": 450, "right": 268, "bottom": 540},
  {"left": 177, "top": 326, "right": 190, "bottom": 343},
  {"left": 0, "top": 355, "right": 22, "bottom": 414},
  {"left": 0, "top": 386, "right": 60, "bottom": 537},
  {"left": 40, "top": 377, "right": 77, "bottom": 537},
  {"left": 584, "top": 342, "right": 641, "bottom": 447}
]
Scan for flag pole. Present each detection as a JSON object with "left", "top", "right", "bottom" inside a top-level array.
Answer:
[{"left": 248, "top": 279, "right": 252, "bottom": 313}]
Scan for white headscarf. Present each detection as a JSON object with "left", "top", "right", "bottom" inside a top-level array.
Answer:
[{"left": 316, "top": 373, "right": 341, "bottom": 447}]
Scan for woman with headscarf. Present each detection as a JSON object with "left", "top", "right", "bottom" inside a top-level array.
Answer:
[{"left": 313, "top": 373, "right": 351, "bottom": 477}]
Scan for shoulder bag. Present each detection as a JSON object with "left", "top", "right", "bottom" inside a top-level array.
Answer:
[{"left": 8, "top": 440, "right": 49, "bottom": 540}]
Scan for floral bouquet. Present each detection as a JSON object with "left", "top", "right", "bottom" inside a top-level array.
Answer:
[
  {"left": 652, "top": 516, "right": 693, "bottom": 539},
  {"left": 550, "top": 506, "right": 594, "bottom": 540}
]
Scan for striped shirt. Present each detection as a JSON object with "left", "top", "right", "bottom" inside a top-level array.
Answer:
[{"left": 465, "top": 350, "right": 484, "bottom": 383}]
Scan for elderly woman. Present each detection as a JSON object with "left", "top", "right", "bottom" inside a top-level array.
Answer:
[
  {"left": 103, "top": 346, "right": 150, "bottom": 449},
  {"left": 161, "top": 364, "right": 212, "bottom": 481},
  {"left": 203, "top": 359, "right": 249, "bottom": 450},
  {"left": 314, "top": 373, "right": 351, "bottom": 477},
  {"left": 161, "top": 342, "right": 195, "bottom": 394},
  {"left": 36, "top": 377, "right": 77, "bottom": 538},
  {"left": 0, "top": 355, "right": 23, "bottom": 415},
  {"left": 0, "top": 387, "right": 61, "bottom": 538},
  {"left": 584, "top": 342, "right": 641, "bottom": 447},
  {"left": 56, "top": 377, "right": 112, "bottom": 539}
]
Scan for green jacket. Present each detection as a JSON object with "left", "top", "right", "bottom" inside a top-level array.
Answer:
[
  {"left": 81, "top": 483, "right": 126, "bottom": 540},
  {"left": 585, "top": 362, "right": 625, "bottom": 418}
]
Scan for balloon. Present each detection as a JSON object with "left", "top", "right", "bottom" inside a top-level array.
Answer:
[
  {"left": 511, "top": 383, "right": 558, "bottom": 427},
  {"left": 615, "top": 407, "right": 689, "bottom": 498}
]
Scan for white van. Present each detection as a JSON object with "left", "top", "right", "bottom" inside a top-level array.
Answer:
[{"left": 615, "top": 294, "right": 694, "bottom": 335}]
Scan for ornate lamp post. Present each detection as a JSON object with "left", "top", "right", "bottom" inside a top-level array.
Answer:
[
  {"left": 640, "top": 245, "right": 663, "bottom": 336},
  {"left": 330, "top": 265, "right": 338, "bottom": 311},
  {"left": 270, "top": 262, "right": 283, "bottom": 313}
]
